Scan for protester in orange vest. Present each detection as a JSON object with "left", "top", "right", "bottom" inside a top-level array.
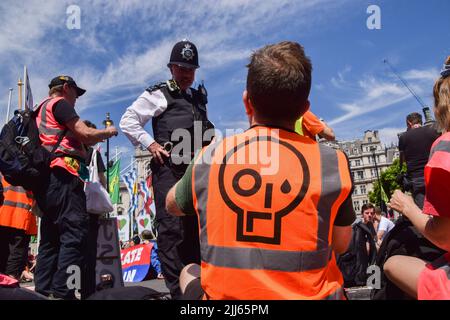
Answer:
[
  {"left": 295, "top": 110, "right": 335, "bottom": 141},
  {"left": 32, "top": 75, "right": 118, "bottom": 300},
  {"left": 0, "top": 176, "right": 37, "bottom": 280},
  {"left": 166, "top": 41, "right": 355, "bottom": 300}
]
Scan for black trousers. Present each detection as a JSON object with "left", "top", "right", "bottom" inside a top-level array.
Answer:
[
  {"left": 152, "top": 163, "right": 200, "bottom": 300},
  {"left": 0, "top": 226, "right": 30, "bottom": 279},
  {"left": 411, "top": 176, "right": 425, "bottom": 209},
  {"left": 33, "top": 167, "right": 89, "bottom": 300}
]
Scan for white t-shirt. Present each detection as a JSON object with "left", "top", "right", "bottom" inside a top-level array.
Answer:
[{"left": 377, "top": 216, "right": 395, "bottom": 240}]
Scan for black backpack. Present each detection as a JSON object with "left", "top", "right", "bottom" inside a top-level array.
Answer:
[
  {"left": 0, "top": 100, "right": 66, "bottom": 191},
  {"left": 370, "top": 216, "right": 446, "bottom": 300},
  {"left": 337, "top": 222, "right": 377, "bottom": 288}
]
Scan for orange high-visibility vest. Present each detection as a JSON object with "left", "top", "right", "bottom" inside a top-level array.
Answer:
[
  {"left": 191, "top": 126, "right": 352, "bottom": 300},
  {"left": 35, "top": 97, "right": 86, "bottom": 176},
  {"left": 0, "top": 177, "right": 37, "bottom": 235}
]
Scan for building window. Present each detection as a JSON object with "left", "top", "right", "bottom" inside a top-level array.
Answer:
[
  {"left": 357, "top": 171, "right": 364, "bottom": 180},
  {"left": 368, "top": 138, "right": 372, "bottom": 143},
  {"left": 360, "top": 185, "right": 366, "bottom": 194},
  {"left": 371, "top": 168, "right": 377, "bottom": 177},
  {"left": 353, "top": 148, "right": 358, "bottom": 154},
  {"left": 363, "top": 199, "right": 368, "bottom": 205},
  {"left": 354, "top": 188, "right": 358, "bottom": 195},
  {"left": 353, "top": 201, "right": 360, "bottom": 212},
  {"left": 355, "top": 159, "right": 361, "bottom": 166}
]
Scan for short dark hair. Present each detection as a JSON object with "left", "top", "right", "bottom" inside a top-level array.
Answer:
[
  {"left": 361, "top": 203, "right": 375, "bottom": 215},
  {"left": 406, "top": 112, "right": 422, "bottom": 125},
  {"left": 246, "top": 41, "right": 312, "bottom": 121}
]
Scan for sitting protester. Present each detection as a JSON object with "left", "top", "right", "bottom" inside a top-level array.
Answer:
[{"left": 384, "top": 57, "right": 450, "bottom": 300}]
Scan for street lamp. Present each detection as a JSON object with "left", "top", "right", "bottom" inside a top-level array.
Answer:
[{"left": 370, "top": 146, "right": 383, "bottom": 211}]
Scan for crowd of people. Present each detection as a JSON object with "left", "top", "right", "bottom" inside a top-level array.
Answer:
[{"left": 0, "top": 38, "right": 449, "bottom": 300}]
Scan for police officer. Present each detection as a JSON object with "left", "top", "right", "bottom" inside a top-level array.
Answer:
[{"left": 120, "top": 40, "right": 214, "bottom": 299}]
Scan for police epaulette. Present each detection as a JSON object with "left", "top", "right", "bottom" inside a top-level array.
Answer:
[
  {"left": 145, "top": 82, "right": 167, "bottom": 94},
  {"left": 145, "top": 80, "right": 180, "bottom": 94}
]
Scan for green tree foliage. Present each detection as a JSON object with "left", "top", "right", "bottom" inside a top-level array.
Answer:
[{"left": 368, "top": 158, "right": 407, "bottom": 206}]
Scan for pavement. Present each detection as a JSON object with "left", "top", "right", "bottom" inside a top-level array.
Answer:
[{"left": 20, "top": 279, "right": 371, "bottom": 300}]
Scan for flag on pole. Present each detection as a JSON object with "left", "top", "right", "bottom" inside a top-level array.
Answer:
[
  {"left": 380, "top": 184, "right": 389, "bottom": 204},
  {"left": 23, "top": 66, "right": 33, "bottom": 111},
  {"left": 108, "top": 159, "right": 121, "bottom": 204},
  {"left": 146, "top": 175, "right": 156, "bottom": 218},
  {"left": 138, "top": 179, "right": 150, "bottom": 214},
  {"left": 122, "top": 167, "right": 138, "bottom": 217}
]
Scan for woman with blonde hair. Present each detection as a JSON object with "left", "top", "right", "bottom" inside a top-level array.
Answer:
[{"left": 385, "top": 56, "right": 450, "bottom": 299}]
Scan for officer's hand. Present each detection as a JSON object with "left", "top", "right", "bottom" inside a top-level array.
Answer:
[
  {"left": 149, "top": 142, "right": 169, "bottom": 165},
  {"left": 106, "top": 126, "right": 118, "bottom": 138}
]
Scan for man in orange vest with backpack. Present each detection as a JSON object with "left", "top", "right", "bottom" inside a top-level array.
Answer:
[
  {"left": 32, "top": 76, "right": 118, "bottom": 299},
  {"left": 0, "top": 176, "right": 37, "bottom": 281},
  {"left": 166, "top": 41, "right": 356, "bottom": 299}
]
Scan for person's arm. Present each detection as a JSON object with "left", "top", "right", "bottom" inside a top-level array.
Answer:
[
  {"left": 65, "top": 118, "right": 117, "bottom": 145},
  {"left": 332, "top": 152, "right": 356, "bottom": 253},
  {"left": 332, "top": 225, "right": 352, "bottom": 254},
  {"left": 120, "top": 90, "right": 169, "bottom": 164},
  {"left": 166, "top": 154, "right": 198, "bottom": 216},
  {"left": 389, "top": 190, "right": 450, "bottom": 252},
  {"left": 317, "top": 123, "right": 335, "bottom": 141},
  {"left": 166, "top": 184, "right": 185, "bottom": 216}
]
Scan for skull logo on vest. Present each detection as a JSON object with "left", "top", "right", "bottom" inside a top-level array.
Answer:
[
  {"left": 218, "top": 136, "right": 310, "bottom": 245},
  {"left": 181, "top": 43, "right": 195, "bottom": 61}
]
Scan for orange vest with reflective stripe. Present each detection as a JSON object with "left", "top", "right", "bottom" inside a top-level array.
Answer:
[
  {"left": 0, "top": 177, "right": 37, "bottom": 235},
  {"left": 191, "top": 126, "right": 352, "bottom": 300},
  {"left": 36, "top": 97, "right": 86, "bottom": 176}
]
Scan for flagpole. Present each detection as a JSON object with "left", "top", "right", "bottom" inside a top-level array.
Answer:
[
  {"left": 6, "top": 88, "right": 13, "bottom": 125},
  {"left": 23, "top": 66, "right": 27, "bottom": 110},
  {"left": 17, "top": 78, "right": 23, "bottom": 111}
]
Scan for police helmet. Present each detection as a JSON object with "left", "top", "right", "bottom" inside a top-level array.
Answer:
[{"left": 167, "top": 40, "right": 199, "bottom": 69}]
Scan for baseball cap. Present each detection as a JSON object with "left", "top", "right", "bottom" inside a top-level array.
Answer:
[{"left": 48, "top": 75, "right": 86, "bottom": 96}]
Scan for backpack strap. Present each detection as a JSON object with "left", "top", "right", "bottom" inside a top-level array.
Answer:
[{"left": 50, "top": 128, "right": 68, "bottom": 154}]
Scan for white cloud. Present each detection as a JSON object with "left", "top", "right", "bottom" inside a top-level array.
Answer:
[
  {"left": 328, "top": 66, "right": 438, "bottom": 127},
  {"left": 331, "top": 65, "right": 352, "bottom": 89},
  {"left": 402, "top": 68, "right": 439, "bottom": 82},
  {"left": 378, "top": 127, "right": 404, "bottom": 146}
]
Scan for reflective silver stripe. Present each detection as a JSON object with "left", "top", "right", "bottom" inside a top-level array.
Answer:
[
  {"left": 194, "top": 140, "right": 222, "bottom": 245},
  {"left": 4, "top": 186, "right": 27, "bottom": 193},
  {"left": 429, "top": 140, "right": 450, "bottom": 159},
  {"left": 202, "top": 245, "right": 332, "bottom": 272},
  {"left": 323, "top": 287, "right": 344, "bottom": 300},
  {"left": 2, "top": 200, "right": 32, "bottom": 211},
  {"left": 38, "top": 98, "right": 84, "bottom": 158},
  {"left": 39, "top": 98, "right": 63, "bottom": 135},
  {"left": 316, "top": 145, "right": 342, "bottom": 250}
]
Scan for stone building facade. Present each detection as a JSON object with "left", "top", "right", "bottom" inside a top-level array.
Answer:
[{"left": 334, "top": 130, "right": 399, "bottom": 216}]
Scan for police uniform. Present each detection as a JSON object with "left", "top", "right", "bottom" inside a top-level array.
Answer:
[{"left": 120, "top": 40, "right": 214, "bottom": 299}]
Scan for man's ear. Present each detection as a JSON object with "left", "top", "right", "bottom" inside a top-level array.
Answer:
[
  {"left": 63, "top": 83, "right": 69, "bottom": 91},
  {"left": 243, "top": 90, "right": 253, "bottom": 116}
]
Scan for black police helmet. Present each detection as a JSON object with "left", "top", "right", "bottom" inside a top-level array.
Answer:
[{"left": 167, "top": 40, "right": 199, "bottom": 69}]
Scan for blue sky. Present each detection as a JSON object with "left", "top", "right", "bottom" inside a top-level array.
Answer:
[{"left": 0, "top": 0, "right": 449, "bottom": 172}]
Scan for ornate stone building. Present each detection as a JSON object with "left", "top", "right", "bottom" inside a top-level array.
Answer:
[{"left": 335, "top": 130, "right": 399, "bottom": 216}]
